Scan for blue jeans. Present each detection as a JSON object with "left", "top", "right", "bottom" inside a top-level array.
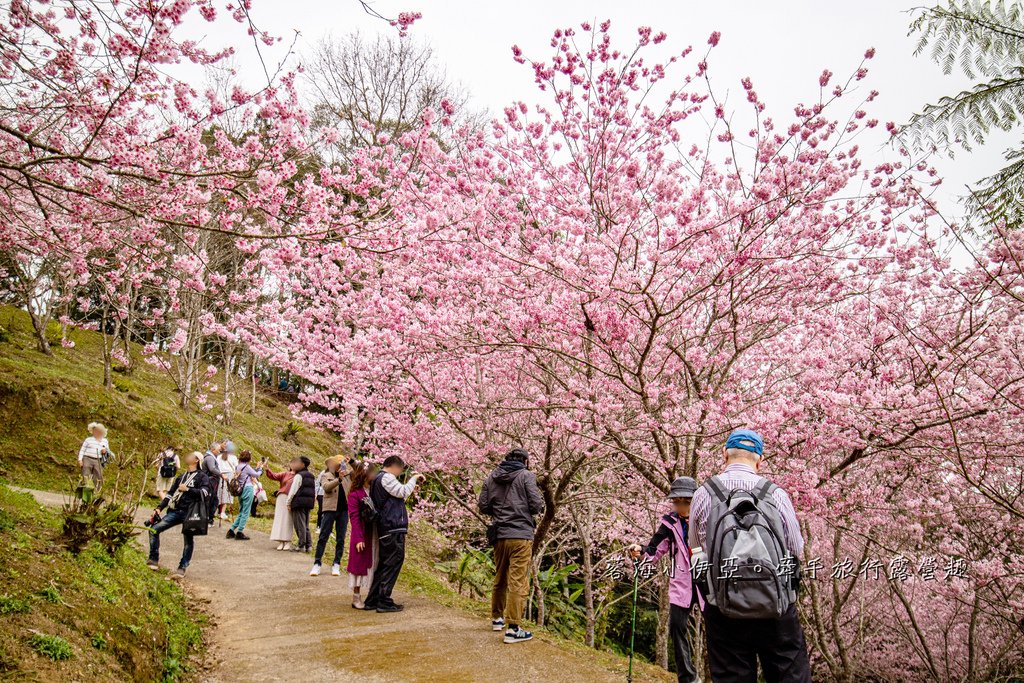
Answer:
[
  {"left": 230, "top": 484, "right": 255, "bottom": 533},
  {"left": 314, "top": 508, "right": 348, "bottom": 566},
  {"left": 148, "top": 508, "right": 195, "bottom": 570}
]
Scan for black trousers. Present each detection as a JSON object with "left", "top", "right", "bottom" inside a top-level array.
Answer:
[
  {"left": 670, "top": 603, "right": 698, "bottom": 683},
  {"left": 313, "top": 508, "right": 348, "bottom": 566},
  {"left": 703, "top": 604, "right": 812, "bottom": 683},
  {"left": 364, "top": 532, "right": 406, "bottom": 608}
]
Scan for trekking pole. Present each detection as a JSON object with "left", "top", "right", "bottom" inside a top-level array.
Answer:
[{"left": 627, "top": 556, "right": 640, "bottom": 683}]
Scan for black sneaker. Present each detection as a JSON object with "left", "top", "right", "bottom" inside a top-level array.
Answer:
[
  {"left": 235, "top": 532, "right": 251, "bottom": 541},
  {"left": 226, "top": 529, "right": 236, "bottom": 539},
  {"left": 376, "top": 603, "right": 404, "bottom": 613},
  {"left": 504, "top": 626, "right": 533, "bottom": 644}
]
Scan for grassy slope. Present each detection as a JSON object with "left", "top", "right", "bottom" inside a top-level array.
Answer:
[
  {"left": 0, "top": 305, "right": 338, "bottom": 492},
  {"left": 0, "top": 485, "right": 204, "bottom": 682}
]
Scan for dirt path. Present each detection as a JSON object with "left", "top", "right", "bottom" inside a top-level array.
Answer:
[{"left": 20, "top": 488, "right": 671, "bottom": 683}]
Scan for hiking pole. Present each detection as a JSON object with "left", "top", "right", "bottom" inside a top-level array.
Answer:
[{"left": 627, "top": 555, "right": 640, "bottom": 683}]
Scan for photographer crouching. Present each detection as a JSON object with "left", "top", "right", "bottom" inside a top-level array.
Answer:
[{"left": 146, "top": 452, "right": 210, "bottom": 578}]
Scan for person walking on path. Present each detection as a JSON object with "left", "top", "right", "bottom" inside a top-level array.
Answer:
[
  {"left": 628, "top": 477, "right": 703, "bottom": 682},
  {"left": 77, "top": 422, "right": 113, "bottom": 487},
  {"left": 154, "top": 446, "right": 180, "bottom": 500},
  {"left": 478, "top": 448, "right": 544, "bottom": 644},
  {"left": 227, "top": 450, "right": 265, "bottom": 541},
  {"left": 346, "top": 461, "right": 378, "bottom": 609},
  {"left": 310, "top": 457, "right": 348, "bottom": 576},
  {"left": 362, "top": 456, "right": 424, "bottom": 613},
  {"left": 266, "top": 461, "right": 296, "bottom": 551},
  {"left": 286, "top": 456, "right": 316, "bottom": 553},
  {"left": 689, "top": 429, "right": 811, "bottom": 683},
  {"left": 146, "top": 452, "right": 209, "bottom": 578}
]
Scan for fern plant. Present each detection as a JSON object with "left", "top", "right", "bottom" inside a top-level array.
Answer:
[{"left": 905, "top": 0, "right": 1024, "bottom": 222}]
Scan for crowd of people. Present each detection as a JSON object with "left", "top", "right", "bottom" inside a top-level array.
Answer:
[
  {"left": 77, "top": 422, "right": 812, "bottom": 677},
  {"left": 74, "top": 423, "right": 428, "bottom": 616}
]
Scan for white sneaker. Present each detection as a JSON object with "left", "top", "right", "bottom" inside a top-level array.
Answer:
[
  {"left": 331, "top": 564, "right": 341, "bottom": 576},
  {"left": 310, "top": 564, "right": 321, "bottom": 576},
  {"left": 491, "top": 618, "right": 505, "bottom": 631},
  {"left": 219, "top": 512, "right": 228, "bottom": 520},
  {"left": 504, "top": 626, "right": 533, "bottom": 644}
]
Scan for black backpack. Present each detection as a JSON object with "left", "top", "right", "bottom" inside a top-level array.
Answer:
[
  {"left": 159, "top": 455, "right": 177, "bottom": 479},
  {"left": 359, "top": 492, "right": 380, "bottom": 533}
]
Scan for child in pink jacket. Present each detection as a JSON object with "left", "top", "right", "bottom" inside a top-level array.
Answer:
[{"left": 629, "top": 476, "right": 703, "bottom": 683}]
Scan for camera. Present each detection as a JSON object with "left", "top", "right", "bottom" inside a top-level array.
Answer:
[{"left": 144, "top": 511, "right": 161, "bottom": 528}]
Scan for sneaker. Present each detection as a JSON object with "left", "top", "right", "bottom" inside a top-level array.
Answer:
[
  {"left": 146, "top": 560, "right": 159, "bottom": 570},
  {"left": 310, "top": 564, "right": 321, "bottom": 576},
  {"left": 220, "top": 512, "right": 228, "bottom": 520},
  {"left": 235, "top": 533, "right": 251, "bottom": 541},
  {"left": 376, "top": 603, "right": 404, "bottom": 613},
  {"left": 226, "top": 529, "right": 236, "bottom": 539},
  {"left": 331, "top": 564, "right": 341, "bottom": 576},
  {"left": 491, "top": 618, "right": 505, "bottom": 632},
  {"left": 504, "top": 626, "right": 533, "bottom": 644},
  {"left": 170, "top": 568, "right": 186, "bottom": 580}
]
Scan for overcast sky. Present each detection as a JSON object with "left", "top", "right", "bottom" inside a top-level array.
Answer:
[{"left": 196, "top": 0, "right": 1014, "bottom": 221}]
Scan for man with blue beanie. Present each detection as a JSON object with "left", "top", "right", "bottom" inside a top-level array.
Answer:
[{"left": 689, "top": 428, "right": 811, "bottom": 682}]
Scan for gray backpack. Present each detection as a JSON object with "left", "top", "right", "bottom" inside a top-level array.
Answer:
[{"left": 700, "top": 476, "right": 795, "bottom": 619}]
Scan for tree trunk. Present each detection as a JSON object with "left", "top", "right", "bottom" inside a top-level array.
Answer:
[
  {"left": 531, "top": 553, "right": 546, "bottom": 627},
  {"left": 656, "top": 571, "right": 670, "bottom": 669},
  {"left": 222, "top": 343, "right": 234, "bottom": 425},
  {"left": 250, "top": 353, "right": 258, "bottom": 413},
  {"left": 28, "top": 307, "right": 52, "bottom": 355},
  {"left": 101, "top": 308, "right": 116, "bottom": 390}
]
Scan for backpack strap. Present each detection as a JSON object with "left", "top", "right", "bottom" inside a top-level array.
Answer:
[
  {"left": 751, "top": 478, "right": 777, "bottom": 503},
  {"left": 706, "top": 475, "right": 729, "bottom": 503}
]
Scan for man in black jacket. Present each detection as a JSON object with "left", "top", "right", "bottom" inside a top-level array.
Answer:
[
  {"left": 147, "top": 452, "right": 209, "bottom": 578},
  {"left": 363, "top": 455, "right": 424, "bottom": 613},
  {"left": 478, "top": 448, "right": 545, "bottom": 644}
]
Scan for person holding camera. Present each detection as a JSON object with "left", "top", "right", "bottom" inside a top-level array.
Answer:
[
  {"left": 266, "top": 460, "right": 297, "bottom": 551},
  {"left": 77, "top": 422, "right": 113, "bottom": 487},
  {"left": 362, "top": 456, "right": 424, "bottom": 613},
  {"left": 310, "top": 456, "right": 348, "bottom": 576},
  {"left": 146, "top": 452, "right": 210, "bottom": 578},
  {"left": 226, "top": 450, "right": 266, "bottom": 541}
]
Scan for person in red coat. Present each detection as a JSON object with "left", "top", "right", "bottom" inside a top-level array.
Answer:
[{"left": 346, "top": 461, "right": 378, "bottom": 609}]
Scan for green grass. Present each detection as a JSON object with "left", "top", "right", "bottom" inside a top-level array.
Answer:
[
  {"left": 0, "top": 485, "right": 205, "bottom": 681},
  {"left": 0, "top": 305, "right": 340, "bottom": 494},
  {"left": 28, "top": 634, "right": 73, "bottom": 661}
]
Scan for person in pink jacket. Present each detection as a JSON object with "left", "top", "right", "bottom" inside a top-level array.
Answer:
[{"left": 629, "top": 476, "right": 703, "bottom": 683}]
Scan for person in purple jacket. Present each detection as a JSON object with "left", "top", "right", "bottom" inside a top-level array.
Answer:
[{"left": 629, "top": 476, "right": 702, "bottom": 683}]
